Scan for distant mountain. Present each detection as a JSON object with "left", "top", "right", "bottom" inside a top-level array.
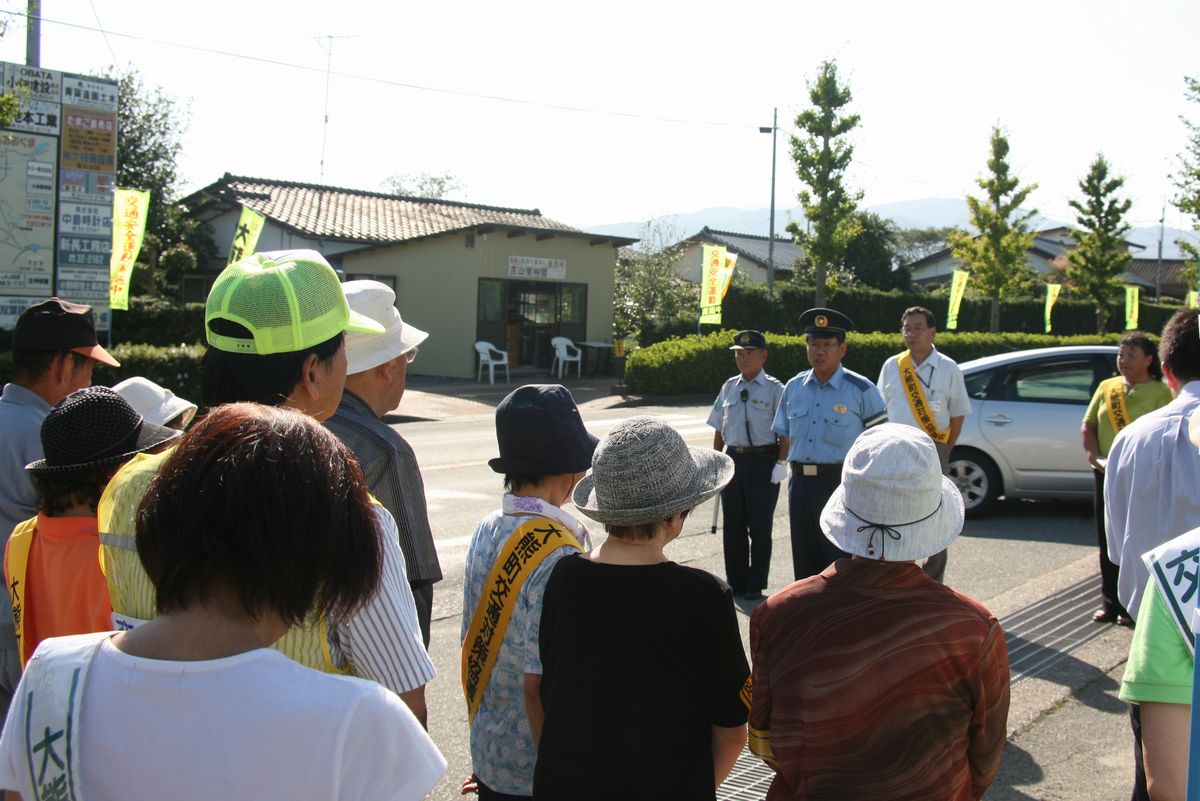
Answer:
[{"left": 584, "top": 197, "right": 1196, "bottom": 260}]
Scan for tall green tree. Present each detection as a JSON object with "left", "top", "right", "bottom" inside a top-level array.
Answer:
[
  {"left": 786, "top": 60, "right": 862, "bottom": 307},
  {"left": 1066, "top": 154, "right": 1133, "bottom": 333},
  {"left": 844, "top": 211, "right": 909, "bottom": 290},
  {"left": 105, "top": 67, "right": 215, "bottom": 295},
  {"left": 948, "top": 126, "right": 1038, "bottom": 331},
  {"left": 1173, "top": 75, "right": 1200, "bottom": 288}
]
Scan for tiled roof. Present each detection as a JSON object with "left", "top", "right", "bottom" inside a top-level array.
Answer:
[
  {"left": 1125, "top": 258, "right": 1190, "bottom": 296},
  {"left": 182, "top": 174, "right": 633, "bottom": 245},
  {"left": 684, "top": 227, "right": 801, "bottom": 271}
]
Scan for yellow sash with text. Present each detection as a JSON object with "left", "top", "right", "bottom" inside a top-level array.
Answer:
[
  {"left": 1101, "top": 376, "right": 1132, "bottom": 434},
  {"left": 6, "top": 517, "right": 37, "bottom": 666},
  {"left": 461, "top": 516, "right": 583, "bottom": 722},
  {"left": 897, "top": 351, "right": 948, "bottom": 444}
]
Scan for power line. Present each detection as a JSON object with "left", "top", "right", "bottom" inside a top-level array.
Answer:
[{"left": 0, "top": 10, "right": 754, "bottom": 131}]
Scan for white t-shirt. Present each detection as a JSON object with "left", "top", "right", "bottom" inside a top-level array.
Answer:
[{"left": 0, "top": 637, "right": 446, "bottom": 801}]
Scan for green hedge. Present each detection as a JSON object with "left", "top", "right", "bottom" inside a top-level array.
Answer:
[
  {"left": 0, "top": 343, "right": 205, "bottom": 403},
  {"left": 625, "top": 330, "right": 1126, "bottom": 396},
  {"left": 642, "top": 282, "right": 1182, "bottom": 345},
  {"left": 0, "top": 296, "right": 206, "bottom": 351}
]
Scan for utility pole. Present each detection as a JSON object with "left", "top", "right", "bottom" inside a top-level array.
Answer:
[
  {"left": 1156, "top": 207, "right": 1164, "bottom": 302},
  {"left": 26, "top": 0, "right": 40, "bottom": 67},
  {"left": 759, "top": 108, "right": 778, "bottom": 300}
]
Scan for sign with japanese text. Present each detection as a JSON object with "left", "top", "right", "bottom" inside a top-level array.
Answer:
[
  {"left": 109, "top": 189, "right": 150, "bottom": 311},
  {"left": 946, "top": 269, "right": 969, "bottom": 330},
  {"left": 227, "top": 206, "right": 266, "bottom": 265},
  {"left": 0, "top": 60, "right": 117, "bottom": 331},
  {"left": 1044, "top": 283, "right": 1061, "bottom": 333},
  {"left": 699, "top": 246, "right": 736, "bottom": 325},
  {"left": 508, "top": 255, "right": 566, "bottom": 280},
  {"left": 1124, "top": 286, "right": 1139, "bottom": 330}
]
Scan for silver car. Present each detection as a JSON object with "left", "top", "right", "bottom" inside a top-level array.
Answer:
[{"left": 949, "top": 345, "right": 1119, "bottom": 516}]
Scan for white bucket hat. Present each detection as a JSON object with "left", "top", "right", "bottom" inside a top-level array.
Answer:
[
  {"left": 573, "top": 415, "right": 734, "bottom": 526},
  {"left": 820, "top": 423, "right": 964, "bottom": 562},
  {"left": 112, "top": 377, "right": 198, "bottom": 429},
  {"left": 342, "top": 280, "right": 429, "bottom": 375}
]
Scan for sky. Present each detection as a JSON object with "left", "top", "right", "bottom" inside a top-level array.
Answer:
[{"left": 0, "top": 0, "right": 1196, "bottom": 234}]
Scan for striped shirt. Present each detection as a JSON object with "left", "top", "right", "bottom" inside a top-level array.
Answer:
[
  {"left": 749, "top": 559, "right": 1009, "bottom": 801},
  {"left": 326, "top": 391, "right": 443, "bottom": 583}
]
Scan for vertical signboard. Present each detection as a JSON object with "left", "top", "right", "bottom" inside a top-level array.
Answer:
[{"left": 0, "top": 63, "right": 117, "bottom": 331}]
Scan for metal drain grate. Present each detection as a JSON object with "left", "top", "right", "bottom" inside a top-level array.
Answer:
[{"left": 716, "top": 573, "right": 1105, "bottom": 799}]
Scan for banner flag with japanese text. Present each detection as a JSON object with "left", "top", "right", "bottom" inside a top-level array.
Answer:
[
  {"left": 1044, "top": 283, "right": 1062, "bottom": 333},
  {"left": 946, "top": 269, "right": 969, "bottom": 330},
  {"left": 227, "top": 206, "right": 267, "bottom": 265},
  {"left": 1125, "top": 286, "right": 1139, "bottom": 330},
  {"left": 700, "top": 245, "right": 728, "bottom": 324},
  {"left": 1187, "top": 290, "right": 1198, "bottom": 309},
  {"left": 720, "top": 253, "right": 738, "bottom": 298},
  {"left": 108, "top": 188, "right": 150, "bottom": 312}
]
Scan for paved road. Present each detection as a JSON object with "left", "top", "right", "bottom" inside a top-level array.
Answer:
[{"left": 394, "top": 379, "right": 1137, "bottom": 800}]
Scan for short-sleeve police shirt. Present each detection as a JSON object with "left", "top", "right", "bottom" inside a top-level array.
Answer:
[
  {"left": 707, "top": 370, "right": 785, "bottom": 448},
  {"left": 771, "top": 365, "right": 887, "bottom": 463}
]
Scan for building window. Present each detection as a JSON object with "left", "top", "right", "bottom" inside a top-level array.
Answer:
[{"left": 478, "top": 279, "right": 504, "bottom": 322}]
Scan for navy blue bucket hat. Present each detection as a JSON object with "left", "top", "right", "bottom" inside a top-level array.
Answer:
[{"left": 488, "top": 384, "right": 598, "bottom": 475}]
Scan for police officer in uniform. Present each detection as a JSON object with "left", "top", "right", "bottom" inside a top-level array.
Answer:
[
  {"left": 772, "top": 309, "right": 888, "bottom": 580},
  {"left": 708, "top": 330, "right": 787, "bottom": 601}
]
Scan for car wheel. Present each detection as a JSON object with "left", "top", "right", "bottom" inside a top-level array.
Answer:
[{"left": 948, "top": 448, "right": 1002, "bottom": 518}]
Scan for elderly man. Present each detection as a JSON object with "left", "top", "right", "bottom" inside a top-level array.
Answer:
[
  {"left": 326, "top": 280, "right": 442, "bottom": 647},
  {"left": 98, "top": 250, "right": 435, "bottom": 725},
  {"left": 708, "top": 330, "right": 787, "bottom": 601},
  {"left": 772, "top": 308, "right": 886, "bottom": 581},
  {"left": 0, "top": 298, "right": 118, "bottom": 723},
  {"left": 749, "top": 424, "right": 1010, "bottom": 800},
  {"left": 876, "top": 305, "right": 970, "bottom": 582}
]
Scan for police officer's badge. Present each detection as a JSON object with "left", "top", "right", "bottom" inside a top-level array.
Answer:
[
  {"left": 833, "top": 404, "right": 848, "bottom": 414},
  {"left": 815, "top": 314, "right": 829, "bottom": 328}
]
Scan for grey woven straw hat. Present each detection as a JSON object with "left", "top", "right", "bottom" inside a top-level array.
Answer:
[
  {"left": 573, "top": 415, "right": 734, "bottom": 526},
  {"left": 820, "top": 423, "right": 963, "bottom": 562},
  {"left": 26, "top": 386, "right": 181, "bottom": 475}
]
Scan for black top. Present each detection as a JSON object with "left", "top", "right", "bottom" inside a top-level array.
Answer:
[{"left": 535, "top": 555, "right": 750, "bottom": 801}]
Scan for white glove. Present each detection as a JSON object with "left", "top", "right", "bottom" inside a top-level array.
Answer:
[{"left": 770, "top": 462, "right": 788, "bottom": 484}]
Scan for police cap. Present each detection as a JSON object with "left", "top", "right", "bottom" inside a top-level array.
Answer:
[
  {"left": 799, "top": 307, "right": 853, "bottom": 340},
  {"left": 729, "top": 330, "right": 767, "bottom": 350}
]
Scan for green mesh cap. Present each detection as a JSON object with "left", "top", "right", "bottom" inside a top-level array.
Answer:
[{"left": 205, "top": 249, "right": 384, "bottom": 355}]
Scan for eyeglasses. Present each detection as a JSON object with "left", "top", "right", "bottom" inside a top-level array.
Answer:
[
  {"left": 403, "top": 346, "right": 419, "bottom": 364},
  {"left": 901, "top": 326, "right": 930, "bottom": 334}
]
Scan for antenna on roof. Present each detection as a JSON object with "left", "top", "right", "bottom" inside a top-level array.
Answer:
[{"left": 314, "top": 33, "right": 365, "bottom": 185}]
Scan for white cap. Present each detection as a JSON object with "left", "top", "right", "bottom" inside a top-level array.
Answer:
[
  {"left": 112, "top": 376, "right": 198, "bottom": 428},
  {"left": 342, "top": 280, "right": 429, "bottom": 375}
]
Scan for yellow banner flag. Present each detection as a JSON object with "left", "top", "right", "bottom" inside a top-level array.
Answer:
[
  {"left": 1125, "top": 286, "right": 1140, "bottom": 330},
  {"left": 227, "top": 206, "right": 267, "bottom": 265},
  {"left": 108, "top": 188, "right": 151, "bottom": 312},
  {"left": 700, "top": 245, "right": 727, "bottom": 324},
  {"left": 1044, "top": 283, "right": 1062, "bottom": 333},
  {"left": 1187, "top": 290, "right": 1198, "bottom": 309},
  {"left": 946, "top": 269, "right": 969, "bottom": 330},
  {"left": 720, "top": 253, "right": 738, "bottom": 299}
]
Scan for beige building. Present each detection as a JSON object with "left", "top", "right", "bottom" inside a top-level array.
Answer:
[
  {"left": 183, "top": 175, "right": 635, "bottom": 379},
  {"left": 669, "top": 227, "right": 800, "bottom": 284}
]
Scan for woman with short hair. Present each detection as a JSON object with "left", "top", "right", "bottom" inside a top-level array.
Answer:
[{"left": 0, "top": 403, "right": 445, "bottom": 801}]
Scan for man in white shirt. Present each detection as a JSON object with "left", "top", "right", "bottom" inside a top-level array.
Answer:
[
  {"left": 876, "top": 306, "right": 971, "bottom": 582},
  {"left": 1103, "top": 306, "right": 1200, "bottom": 801}
]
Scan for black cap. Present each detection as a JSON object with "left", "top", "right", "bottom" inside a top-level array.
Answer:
[
  {"left": 13, "top": 297, "right": 120, "bottom": 367},
  {"left": 799, "top": 308, "right": 853, "bottom": 340},
  {"left": 729, "top": 330, "right": 767, "bottom": 350},
  {"left": 488, "top": 384, "right": 599, "bottom": 475}
]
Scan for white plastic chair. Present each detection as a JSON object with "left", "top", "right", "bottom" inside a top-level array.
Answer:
[
  {"left": 475, "top": 341, "right": 510, "bottom": 384},
  {"left": 550, "top": 336, "right": 582, "bottom": 379}
]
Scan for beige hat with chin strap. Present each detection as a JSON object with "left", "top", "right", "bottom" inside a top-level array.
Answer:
[{"left": 820, "top": 423, "right": 964, "bottom": 562}]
